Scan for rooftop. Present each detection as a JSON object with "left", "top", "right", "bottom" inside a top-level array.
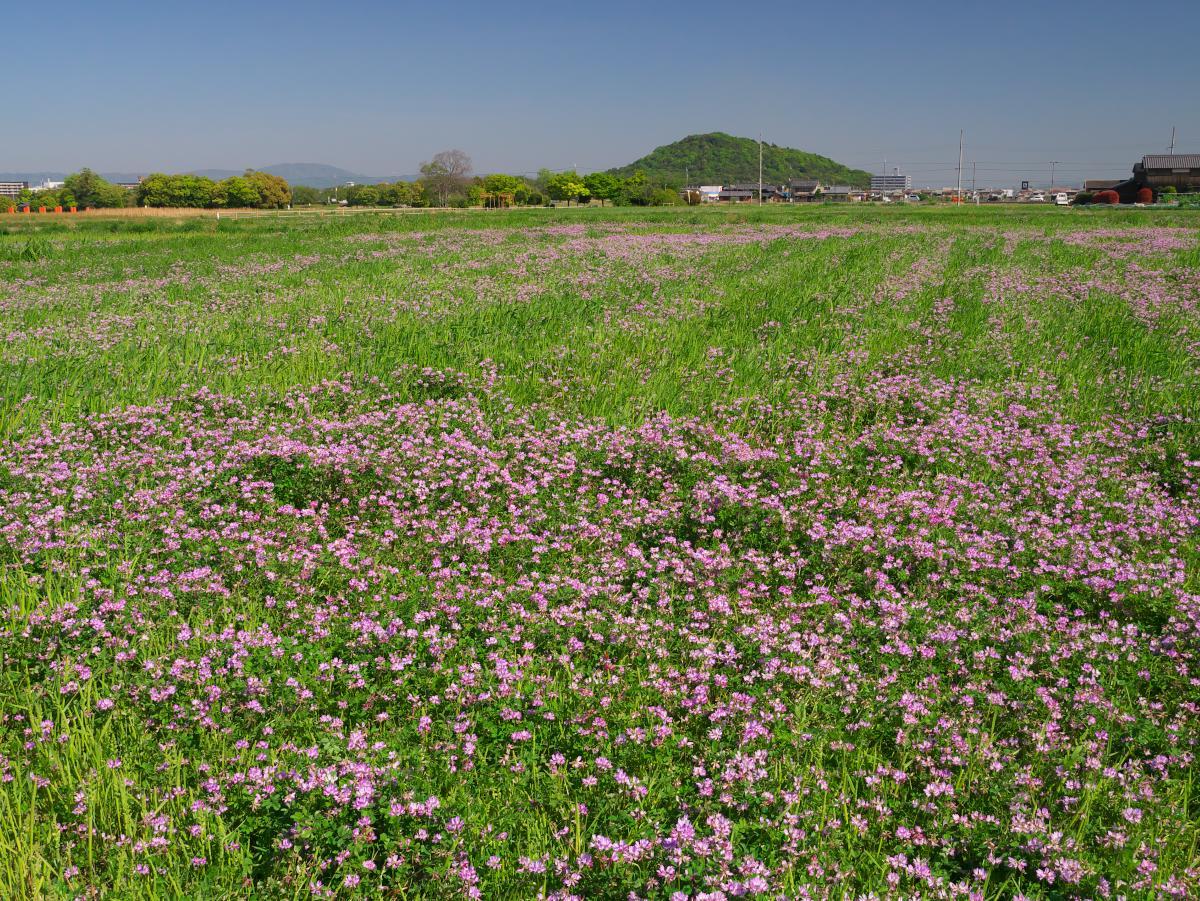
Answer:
[{"left": 1142, "top": 154, "right": 1200, "bottom": 169}]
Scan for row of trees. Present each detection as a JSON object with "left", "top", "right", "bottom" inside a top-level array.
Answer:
[
  {"left": 283, "top": 151, "right": 678, "bottom": 210},
  {"left": 6, "top": 169, "right": 293, "bottom": 210},
  {"left": 9, "top": 151, "right": 684, "bottom": 212},
  {"left": 136, "top": 171, "right": 291, "bottom": 208},
  {"left": 537, "top": 169, "right": 677, "bottom": 206}
]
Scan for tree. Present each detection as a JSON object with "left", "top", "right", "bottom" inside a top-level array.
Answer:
[
  {"left": 617, "top": 170, "right": 653, "bottom": 206},
  {"left": 291, "top": 185, "right": 321, "bottom": 206},
  {"left": 64, "top": 169, "right": 126, "bottom": 208},
  {"left": 583, "top": 172, "right": 620, "bottom": 206},
  {"left": 137, "top": 174, "right": 217, "bottom": 208},
  {"left": 349, "top": 185, "right": 380, "bottom": 207},
  {"left": 546, "top": 171, "right": 589, "bottom": 206},
  {"left": 480, "top": 173, "right": 523, "bottom": 207},
  {"left": 214, "top": 177, "right": 261, "bottom": 208},
  {"left": 244, "top": 170, "right": 291, "bottom": 209},
  {"left": 419, "top": 149, "right": 472, "bottom": 206}
]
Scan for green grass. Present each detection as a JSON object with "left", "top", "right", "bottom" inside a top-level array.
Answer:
[{"left": 1, "top": 205, "right": 1196, "bottom": 437}]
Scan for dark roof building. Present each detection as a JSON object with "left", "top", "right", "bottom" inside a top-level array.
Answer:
[
  {"left": 1132, "top": 154, "right": 1200, "bottom": 191},
  {"left": 822, "top": 185, "right": 862, "bottom": 201},
  {"left": 717, "top": 188, "right": 755, "bottom": 202}
]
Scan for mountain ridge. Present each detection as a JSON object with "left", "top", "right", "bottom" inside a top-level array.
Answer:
[{"left": 609, "top": 133, "right": 871, "bottom": 187}]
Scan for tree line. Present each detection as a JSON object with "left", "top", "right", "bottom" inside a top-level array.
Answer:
[
  {"left": 8, "top": 150, "right": 684, "bottom": 211},
  {"left": 317, "top": 151, "right": 679, "bottom": 209},
  {"left": 6, "top": 169, "right": 292, "bottom": 210}
]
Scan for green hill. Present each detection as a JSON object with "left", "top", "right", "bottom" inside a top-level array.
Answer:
[{"left": 609, "top": 133, "right": 871, "bottom": 187}]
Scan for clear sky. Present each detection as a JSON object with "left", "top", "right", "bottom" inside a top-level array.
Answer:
[{"left": 6, "top": 0, "right": 1198, "bottom": 187}]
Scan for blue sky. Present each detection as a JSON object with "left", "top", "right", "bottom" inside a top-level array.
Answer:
[{"left": 6, "top": 0, "right": 1198, "bottom": 187}]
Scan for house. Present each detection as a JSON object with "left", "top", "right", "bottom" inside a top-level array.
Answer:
[
  {"left": 1133, "top": 154, "right": 1200, "bottom": 192},
  {"left": 822, "top": 185, "right": 861, "bottom": 202},
  {"left": 787, "top": 179, "right": 821, "bottom": 202},
  {"left": 717, "top": 188, "right": 755, "bottom": 202},
  {"left": 1084, "top": 179, "right": 1119, "bottom": 192},
  {"left": 1101, "top": 153, "right": 1200, "bottom": 202},
  {"left": 723, "top": 183, "right": 787, "bottom": 201}
]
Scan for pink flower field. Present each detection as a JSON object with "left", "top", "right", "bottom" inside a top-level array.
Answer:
[{"left": 0, "top": 207, "right": 1198, "bottom": 899}]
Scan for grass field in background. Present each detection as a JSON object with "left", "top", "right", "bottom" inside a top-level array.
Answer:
[{"left": 1, "top": 205, "right": 1198, "bottom": 899}]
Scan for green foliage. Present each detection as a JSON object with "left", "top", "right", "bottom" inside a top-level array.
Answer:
[
  {"left": 609, "top": 132, "right": 872, "bottom": 187},
  {"left": 546, "top": 171, "right": 590, "bottom": 204},
  {"left": 213, "top": 176, "right": 261, "bottom": 208},
  {"left": 617, "top": 170, "right": 654, "bottom": 206},
  {"left": 583, "top": 171, "right": 620, "bottom": 204},
  {"left": 348, "top": 185, "right": 380, "bottom": 206},
  {"left": 134, "top": 172, "right": 291, "bottom": 209},
  {"left": 290, "top": 185, "right": 321, "bottom": 206},
  {"left": 476, "top": 173, "right": 525, "bottom": 207},
  {"left": 137, "top": 173, "right": 218, "bottom": 208},
  {"left": 243, "top": 170, "right": 291, "bottom": 209},
  {"left": 1073, "top": 191, "right": 1093, "bottom": 206},
  {"left": 2, "top": 237, "right": 50, "bottom": 260},
  {"left": 63, "top": 169, "right": 127, "bottom": 208},
  {"left": 481, "top": 173, "right": 523, "bottom": 195},
  {"left": 378, "top": 182, "right": 410, "bottom": 206},
  {"left": 649, "top": 187, "right": 679, "bottom": 205}
]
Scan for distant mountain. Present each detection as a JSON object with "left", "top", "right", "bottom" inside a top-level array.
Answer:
[{"left": 609, "top": 133, "right": 872, "bottom": 187}]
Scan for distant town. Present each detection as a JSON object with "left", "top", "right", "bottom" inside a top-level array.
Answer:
[{"left": 684, "top": 153, "right": 1200, "bottom": 206}]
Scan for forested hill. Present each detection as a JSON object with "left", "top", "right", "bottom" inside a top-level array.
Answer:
[{"left": 609, "top": 133, "right": 872, "bottom": 186}]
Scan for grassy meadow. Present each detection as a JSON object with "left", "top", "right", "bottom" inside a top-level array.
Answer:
[{"left": 0, "top": 204, "right": 1198, "bottom": 899}]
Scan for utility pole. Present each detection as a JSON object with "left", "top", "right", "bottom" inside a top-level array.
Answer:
[
  {"left": 758, "top": 133, "right": 763, "bottom": 205},
  {"left": 971, "top": 161, "right": 976, "bottom": 193},
  {"left": 956, "top": 130, "right": 963, "bottom": 201},
  {"left": 1169, "top": 126, "right": 1176, "bottom": 153},
  {"left": 1049, "top": 160, "right": 1059, "bottom": 191}
]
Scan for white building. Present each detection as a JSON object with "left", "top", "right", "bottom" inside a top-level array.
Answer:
[
  {"left": 870, "top": 170, "right": 912, "bottom": 193},
  {"left": 698, "top": 185, "right": 722, "bottom": 202},
  {"left": 32, "top": 179, "right": 65, "bottom": 192},
  {"left": 0, "top": 181, "right": 28, "bottom": 199}
]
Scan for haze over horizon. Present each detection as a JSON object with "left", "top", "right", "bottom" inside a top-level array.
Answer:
[{"left": 7, "top": 0, "right": 1198, "bottom": 187}]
